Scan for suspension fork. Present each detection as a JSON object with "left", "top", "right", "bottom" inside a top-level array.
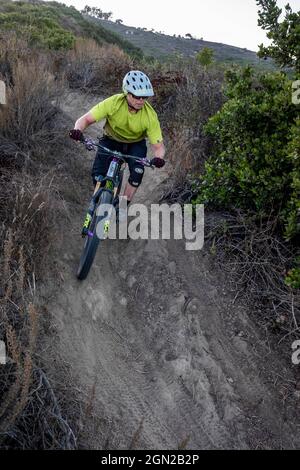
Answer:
[{"left": 81, "top": 158, "right": 121, "bottom": 237}]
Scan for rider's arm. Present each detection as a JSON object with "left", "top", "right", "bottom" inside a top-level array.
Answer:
[
  {"left": 74, "top": 112, "right": 96, "bottom": 132},
  {"left": 74, "top": 96, "right": 115, "bottom": 132},
  {"left": 150, "top": 141, "right": 166, "bottom": 159},
  {"left": 147, "top": 111, "right": 164, "bottom": 159}
]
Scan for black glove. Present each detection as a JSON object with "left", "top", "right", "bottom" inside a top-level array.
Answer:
[
  {"left": 151, "top": 157, "right": 165, "bottom": 168},
  {"left": 69, "top": 129, "right": 84, "bottom": 142}
]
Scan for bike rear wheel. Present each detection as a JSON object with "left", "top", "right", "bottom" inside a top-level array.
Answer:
[{"left": 77, "top": 190, "right": 113, "bottom": 280}]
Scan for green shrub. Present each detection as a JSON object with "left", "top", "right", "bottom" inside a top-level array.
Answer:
[
  {"left": 283, "top": 118, "right": 300, "bottom": 240},
  {"left": 196, "top": 47, "right": 214, "bottom": 68},
  {"left": 285, "top": 264, "right": 300, "bottom": 289},
  {"left": 0, "top": 1, "right": 142, "bottom": 57},
  {"left": 284, "top": 251, "right": 300, "bottom": 290},
  {"left": 0, "top": 9, "right": 75, "bottom": 50},
  {"left": 194, "top": 66, "right": 299, "bottom": 240}
]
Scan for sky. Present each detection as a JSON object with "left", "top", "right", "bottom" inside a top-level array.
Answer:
[{"left": 50, "top": 0, "right": 300, "bottom": 51}]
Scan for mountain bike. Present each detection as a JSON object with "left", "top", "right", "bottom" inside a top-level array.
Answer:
[{"left": 77, "top": 136, "right": 154, "bottom": 280}]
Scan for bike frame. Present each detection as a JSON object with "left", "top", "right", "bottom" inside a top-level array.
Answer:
[
  {"left": 93, "top": 156, "right": 123, "bottom": 204},
  {"left": 90, "top": 138, "right": 152, "bottom": 194},
  {"left": 81, "top": 137, "right": 153, "bottom": 237}
]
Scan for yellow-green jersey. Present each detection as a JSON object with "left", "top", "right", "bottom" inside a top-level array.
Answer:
[{"left": 89, "top": 94, "right": 163, "bottom": 144}]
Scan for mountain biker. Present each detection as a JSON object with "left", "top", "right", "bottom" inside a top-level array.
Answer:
[{"left": 69, "top": 70, "right": 166, "bottom": 209}]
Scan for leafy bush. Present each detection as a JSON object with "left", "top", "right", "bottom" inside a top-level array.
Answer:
[
  {"left": 256, "top": 0, "right": 300, "bottom": 73},
  {"left": 285, "top": 260, "right": 300, "bottom": 289},
  {"left": 283, "top": 118, "right": 300, "bottom": 240},
  {"left": 196, "top": 47, "right": 214, "bottom": 68},
  {"left": 0, "top": 8, "right": 75, "bottom": 50},
  {"left": 0, "top": 1, "right": 143, "bottom": 57},
  {"left": 194, "top": 66, "right": 299, "bottom": 241}
]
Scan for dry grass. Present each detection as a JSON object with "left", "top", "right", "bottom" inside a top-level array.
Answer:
[
  {"left": 0, "top": 232, "right": 38, "bottom": 436},
  {"left": 0, "top": 32, "right": 31, "bottom": 84},
  {"left": 66, "top": 38, "right": 133, "bottom": 93},
  {"left": 152, "top": 62, "right": 224, "bottom": 202},
  {"left": 205, "top": 210, "right": 300, "bottom": 350},
  {"left": 0, "top": 166, "right": 61, "bottom": 278},
  {"left": 0, "top": 218, "right": 81, "bottom": 450},
  {"left": 0, "top": 42, "right": 82, "bottom": 449},
  {"left": 0, "top": 64, "right": 62, "bottom": 167}
]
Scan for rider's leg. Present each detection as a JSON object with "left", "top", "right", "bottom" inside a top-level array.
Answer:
[
  {"left": 122, "top": 182, "right": 138, "bottom": 202},
  {"left": 123, "top": 139, "right": 147, "bottom": 203},
  {"left": 91, "top": 153, "right": 109, "bottom": 190},
  {"left": 91, "top": 136, "right": 123, "bottom": 189}
]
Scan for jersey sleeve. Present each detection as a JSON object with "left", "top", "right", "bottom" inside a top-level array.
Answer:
[
  {"left": 146, "top": 113, "right": 163, "bottom": 145},
  {"left": 89, "top": 95, "right": 116, "bottom": 122}
]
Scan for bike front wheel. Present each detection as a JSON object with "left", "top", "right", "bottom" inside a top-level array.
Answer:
[{"left": 77, "top": 190, "right": 113, "bottom": 280}]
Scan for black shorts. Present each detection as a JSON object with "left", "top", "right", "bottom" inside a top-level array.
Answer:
[{"left": 91, "top": 136, "right": 147, "bottom": 187}]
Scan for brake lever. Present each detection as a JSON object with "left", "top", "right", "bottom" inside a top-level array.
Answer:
[
  {"left": 141, "top": 158, "right": 154, "bottom": 169},
  {"left": 86, "top": 143, "right": 95, "bottom": 151},
  {"left": 83, "top": 138, "right": 96, "bottom": 151}
]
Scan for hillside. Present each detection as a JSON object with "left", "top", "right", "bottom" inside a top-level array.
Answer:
[
  {"left": 0, "top": 0, "right": 143, "bottom": 57},
  {"left": 89, "top": 17, "right": 274, "bottom": 68},
  {"left": 0, "top": 1, "right": 274, "bottom": 67}
]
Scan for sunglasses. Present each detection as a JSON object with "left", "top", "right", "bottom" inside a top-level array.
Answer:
[{"left": 130, "top": 93, "right": 149, "bottom": 100}]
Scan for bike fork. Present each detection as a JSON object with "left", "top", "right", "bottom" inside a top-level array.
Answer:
[{"left": 81, "top": 182, "right": 104, "bottom": 238}]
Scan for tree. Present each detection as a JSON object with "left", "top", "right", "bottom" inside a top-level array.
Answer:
[
  {"left": 81, "top": 5, "right": 113, "bottom": 21},
  {"left": 256, "top": 0, "right": 300, "bottom": 73},
  {"left": 115, "top": 19, "right": 123, "bottom": 24},
  {"left": 81, "top": 5, "right": 91, "bottom": 14},
  {"left": 196, "top": 47, "right": 214, "bottom": 68},
  {"left": 103, "top": 12, "right": 113, "bottom": 20},
  {"left": 185, "top": 33, "right": 193, "bottom": 39},
  {"left": 88, "top": 7, "right": 103, "bottom": 18}
]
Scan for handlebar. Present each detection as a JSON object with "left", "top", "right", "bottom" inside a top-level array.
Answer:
[{"left": 81, "top": 136, "right": 154, "bottom": 168}]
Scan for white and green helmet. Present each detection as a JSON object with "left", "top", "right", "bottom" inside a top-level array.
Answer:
[{"left": 122, "top": 70, "right": 154, "bottom": 97}]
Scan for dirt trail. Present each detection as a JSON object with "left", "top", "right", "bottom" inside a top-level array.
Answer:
[{"left": 43, "top": 91, "right": 300, "bottom": 449}]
